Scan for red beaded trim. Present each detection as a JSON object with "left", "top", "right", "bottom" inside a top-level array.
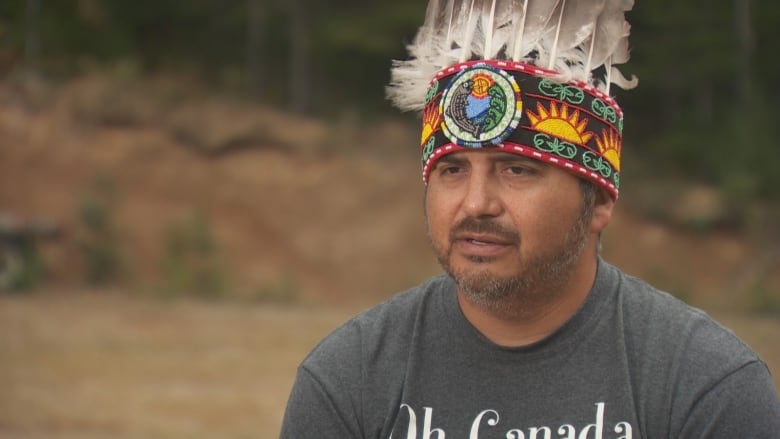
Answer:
[
  {"left": 431, "top": 60, "right": 623, "bottom": 118},
  {"left": 422, "top": 142, "right": 619, "bottom": 200}
]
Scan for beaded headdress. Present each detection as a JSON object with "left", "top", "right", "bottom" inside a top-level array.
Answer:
[{"left": 387, "top": 0, "right": 638, "bottom": 200}]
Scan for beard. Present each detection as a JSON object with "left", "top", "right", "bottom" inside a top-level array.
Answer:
[{"left": 428, "top": 198, "right": 594, "bottom": 317}]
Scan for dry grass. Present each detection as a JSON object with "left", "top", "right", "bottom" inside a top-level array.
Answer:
[
  {"left": 1, "top": 293, "right": 779, "bottom": 439},
  {"left": 0, "top": 292, "right": 355, "bottom": 439}
]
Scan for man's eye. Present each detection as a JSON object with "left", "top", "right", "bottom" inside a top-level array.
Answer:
[
  {"left": 441, "top": 166, "right": 463, "bottom": 175},
  {"left": 507, "top": 166, "right": 530, "bottom": 174}
]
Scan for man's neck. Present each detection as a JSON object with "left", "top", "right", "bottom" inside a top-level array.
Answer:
[{"left": 457, "top": 255, "right": 599, "bottom": 348}]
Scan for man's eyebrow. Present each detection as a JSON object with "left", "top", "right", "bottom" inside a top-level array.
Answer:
[
  {"left": 435, "top": 154, "right": 467, "bottom": 165},
  {"left": 434, "top": 151, "right": 547, "bottom": 168},
  {"left": 489, "top": 153, "right": 542, "bottom": 165}
]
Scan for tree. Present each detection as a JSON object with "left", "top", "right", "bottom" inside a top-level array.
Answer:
[
  {"left": 734, "top": 0, "right": 754, "bottom": 106},
  {"left": 23, "top": 0, "right": 41, "bottom": 77},
  {"left": 288, "top": 0, "right": 311, "bottom": 114},
  {"left": 247, "top": 0, "right": 265, "bottom": 99}
]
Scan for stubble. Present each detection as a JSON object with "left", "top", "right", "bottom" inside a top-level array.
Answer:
[{"left": 427, "top": 195, "right": 594, "bottom": 318}]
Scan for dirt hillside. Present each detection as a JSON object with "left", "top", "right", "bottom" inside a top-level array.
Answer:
[{"left": 1, "top": 72, "right": 778, "bottom": 310}]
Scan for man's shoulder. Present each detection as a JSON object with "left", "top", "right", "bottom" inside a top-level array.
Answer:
[
  {"left": 609, "top": 263, "right": 764, "bottom": 388},
  {"left": 300, "top": 275, "right": 451, "bottom": 373},
  {"left": 616, "top": 267, "right": 747, "bottom": 347},
  {"left": 615, "top": 266, "right": 753, "bottom": 350},
  {"left": 345, "top": 274, "right": 451, "bottom": 343}
]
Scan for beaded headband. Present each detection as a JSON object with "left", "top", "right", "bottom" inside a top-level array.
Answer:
[
  {"left": 421, "top": 59, "right": 624, "bottom": 199},
  {"left": 388, "top": 0, "right": 638, "bottom": 200}
]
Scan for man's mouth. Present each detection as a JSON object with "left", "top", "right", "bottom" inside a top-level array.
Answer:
[
  {"left": 452, "top": 233, "right": 516, "bottom": 258},
  {"left": 456, "top": 233, "right": 515, "bottom": 246}
]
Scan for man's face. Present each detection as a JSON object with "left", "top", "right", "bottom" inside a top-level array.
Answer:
[{"left": 425, "top": 149, "right": 597, "bottom": 307}]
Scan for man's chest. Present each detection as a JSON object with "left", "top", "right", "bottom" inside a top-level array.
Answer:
[
  {"left": 388, "top": 400, "right": 636, "bottom": 439},
  {"left": 382, "top": 340, "right": 641, "bottom": 438},
  {"left": 387, "top": 374, "right": 640, "bottom": 439}
]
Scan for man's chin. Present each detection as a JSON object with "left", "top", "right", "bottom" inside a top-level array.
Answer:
[
  {"left": 462, "top": 254, "right": 501, "bottom": 264},
  {"left": 450, "top": 250, "right": 511, "bottom": 266},
  {"left": 450, "top": 256, "right": 516, "bottom": 278},
  {"left": 449, "top": 266, "right": 525, "bottom": 300}
]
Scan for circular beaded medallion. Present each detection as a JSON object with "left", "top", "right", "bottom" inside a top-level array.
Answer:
[{"left": 440, "top": 64, "right": 522, "bottom": 147}]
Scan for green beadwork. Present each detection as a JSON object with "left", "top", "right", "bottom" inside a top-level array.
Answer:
[
  {"left": 534, "top": 133, "right": 577, "bottom": 159},
  {"left": 425, "top": 81, "right": 439, "bottom": 105},
  {"left": 421, "top": 137, "right": 436, "bottom": 166},
  {"left": 539, "top": 80, "right": 585, "bottom": 105},
  {"left": 582, "top": 151, "right": 613, "bottom": 178},
  {"left": 480, "top": 86, "right": 508, "bottom": 134},
  {"left": 592, "top": 99, "right": 617, "bottom": 124}
]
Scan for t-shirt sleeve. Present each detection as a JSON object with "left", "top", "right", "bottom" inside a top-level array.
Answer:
[
  {"left": 676, "top": 360, "right": 780, "bottom": 438},
  {"left": 279, "top": 316, "right": 368, "bottom": 439},
  {"left": 279, "top": 365, "right": 362, "bottom": 439},
  {"left": 278, "top": 285, "right": 430, "bottom": 439},
  {"left": 618, "top": 270, "right": 780, "bottom": 437}
]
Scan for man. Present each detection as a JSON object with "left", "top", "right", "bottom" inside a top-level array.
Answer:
[{"left": 280, "top": 1, "right": 780, "bottom": 437}]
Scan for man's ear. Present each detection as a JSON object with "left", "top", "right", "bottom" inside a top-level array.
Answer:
[{"left": 590, "top": 188, "right": 615, "bottom": 234}]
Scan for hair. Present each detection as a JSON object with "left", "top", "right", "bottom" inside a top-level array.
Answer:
[
  {"left": 579, "top": 178, "right": 603, "bottom": 253},
  {"left": 579, "top": 178, "right": 597, "bottom": 209}
]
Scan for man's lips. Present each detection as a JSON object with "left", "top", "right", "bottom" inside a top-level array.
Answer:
[
  {"left": 454, "top": 233, "right": 514, "bottom": 246},
  {"left": 447, "top": 218, "right": 520, "bottom": 258},
  {"left": 452, "top": 233, "right": 516, "bottom": 257}
]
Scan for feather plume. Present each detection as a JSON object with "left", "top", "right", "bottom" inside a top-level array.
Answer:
[
  {"left": 510, "top": 0, "right": 561, "bottom": 61},
  {"left": 606, "top": 34, "right": 638, "bottom": 92},
  {"left": 457, "top": 0, "right": 480, "bottom": 62},
  {"left": 387, "top": 0, "right": 637, "bottom": 111},
  {"left": 478, "top": 0, "right": 515, "bottom": 59},
  {"left": 584, "top": 0, "right": 632, "bottom": 70},
  {"left": 418, "top": 0, "right": 442, "bottom": 46},
  {"left": 482, "top": 0, "right": 498, "bottom": 58},
  {"left": 545, "top": 0, "right": 606, "bottom": 72}
]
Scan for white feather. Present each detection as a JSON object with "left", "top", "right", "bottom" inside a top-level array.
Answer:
[
  {"left": 484, "top": 0, "right": 516, "bottom": 58},
  {"left": 608, "top": 65, "right": 638, "bottom": 92},
  {"left": 387, "top": 0, "right": 637, "bottom": 111},
  {"left": 605, "top": 33, "right": 637, "bottom": 93},
  {"left": 511, "top": 0, "right": 562, "bottom": 61},
  {"left": 482, "top": 0, "right": 497, "bottom": 58},
  {"left": 457, "top": 0, "right": 479, "bottom": 62},
  {"left": 584, "top": 0, "right": 633, "bottom": 76},
  {"left": 545, "top": 0, "right": 606, "bottom": 70}
]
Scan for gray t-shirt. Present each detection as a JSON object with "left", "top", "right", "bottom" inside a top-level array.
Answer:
[{"left": 280, "top": 261, "right": 780, "bottom": 438}]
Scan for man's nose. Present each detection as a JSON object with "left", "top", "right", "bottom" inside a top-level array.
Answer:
[{"left": 461, "top": 172, "right": 503, "bottom": 218}]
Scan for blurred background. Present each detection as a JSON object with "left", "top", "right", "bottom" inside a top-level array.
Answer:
[{"left": 0, "top": 1, "right": 778, "bottom": 438}]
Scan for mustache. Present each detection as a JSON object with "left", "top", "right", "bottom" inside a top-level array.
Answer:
[{"left": 449, "top": 217, "right": 520, "bottom": 243}]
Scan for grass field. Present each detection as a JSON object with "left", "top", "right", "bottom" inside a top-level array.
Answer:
[
  {"left": 1, "top": 292, "right": 779, "bottom": 439},
  {"left": 0, "top": 292, "right": 355, "bottom": 439}
]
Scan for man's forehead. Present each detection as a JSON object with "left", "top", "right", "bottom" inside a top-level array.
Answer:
[{"left": 437, "top": 150, "right": 547, "bottom": 165}]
